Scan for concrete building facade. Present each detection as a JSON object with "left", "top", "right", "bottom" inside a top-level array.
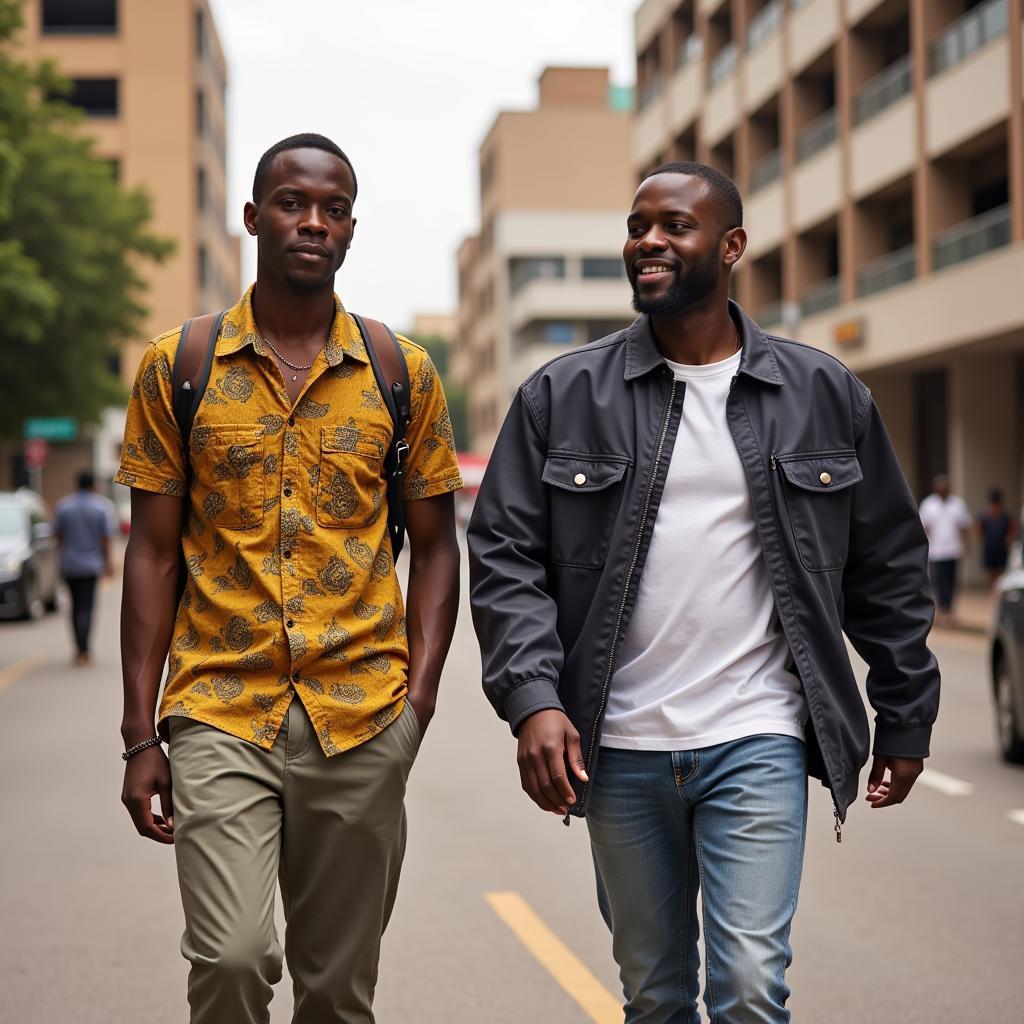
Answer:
[
  {"left": 453, "top": 67, "right": 636, "bottom": 452},
  {"left": 14, "top": 0, "right": 241, "bottom": 502},
  {"left": 633, "top": 0, "right": 1024, "bottom": 553}
]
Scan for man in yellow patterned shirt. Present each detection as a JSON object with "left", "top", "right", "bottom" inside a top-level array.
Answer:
[{"left": 117, "top": 133, "right": 462, "bottom": 1024}]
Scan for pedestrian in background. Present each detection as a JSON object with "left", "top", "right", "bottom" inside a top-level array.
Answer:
[
  {"left": 920, "top": 474, "right": 972, "bottom": 627},
  {"left": 53, "top": 470, "right": 116, "bottom": 666},
  {"left": 469, "top": 162, "right": 938, "bottom": 1023},
  {"left": 116, "top": 134, "right": 461, "bottom": 1024},
  {"left": 977, "top": 487, "right": 1017, "bottom": 589}
]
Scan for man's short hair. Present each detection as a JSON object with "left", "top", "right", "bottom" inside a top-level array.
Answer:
[
  {"left": 252, "top": 133, "right": 358, "bottom": 203},
  {"left": 645, "top": 161, "right": 743, "bottom": 232},
  {"left": 77, "top": 470, "right": 95, "bottom": 490}
]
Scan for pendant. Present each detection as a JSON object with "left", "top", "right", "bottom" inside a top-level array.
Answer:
[{"left": 292, "top": 374, "right": 298, "bottom": 381}]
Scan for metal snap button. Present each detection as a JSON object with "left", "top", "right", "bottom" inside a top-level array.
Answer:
[
  {"left": 574, "top": 473, "right": 587, "bottom": 486},
  {"left": 819, "top": 472, "right": 832, "bottom": 486}
]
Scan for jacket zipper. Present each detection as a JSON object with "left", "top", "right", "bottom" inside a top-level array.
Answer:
[
  {"left": 566, "top": 376, "right": 680, "bottom": 826},
  {"left": 771, "top": 452, "right": 848, "bottom": 843}
]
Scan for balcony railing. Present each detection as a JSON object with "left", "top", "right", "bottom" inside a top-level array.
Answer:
[
  {"left": 638, "top": 75, "right": 663, "bottom": 110},
  {"left": 748, "top": 0, "right": 783, "bottom": 52},
  {"left": 708, "top": 42, "right": 739, "bottom": 88},
  {"left": 929, "top": 0, "right": 1008, "bottom": 77},
  {"left": 932, "top": 205, "right": 1012, "bottom": 271},
  {"left": 754, "top": 301, "right": 784, "bottom": 330},
  {"left": 856, "top": 244, "right": 917, "bottom": 298},
  {"left": 799, "top": 276, "right": 841, "bottom": 318},
  {"left": 676, "top": 33, "right": 703, "bottom": 70},
  {"left": 749, "top": 149, "right": 782, "bottom": 192},
  {"left": 795, "top": 108, "right": 838, "bottom": 163},
  {"left": 853, "top": 55, "right": 913, "bottom": 126}
]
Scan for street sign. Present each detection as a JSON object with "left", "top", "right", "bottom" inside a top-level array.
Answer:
[
  {"left": 24, "top": 416, "right": 78, "bottom": 441},
  {"left": 24, "top": 438, "right": 48, "bottom": 468}
]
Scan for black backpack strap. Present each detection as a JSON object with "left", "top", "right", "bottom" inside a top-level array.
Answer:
[
  {"left": 352, "top": 314, "right": 411, "bottom": 561},
  {"left": 170, "top": 311, "right": 226, "bottom": 601}
]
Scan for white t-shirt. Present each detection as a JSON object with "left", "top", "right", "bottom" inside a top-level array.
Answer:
[
  {"left": 919, "top": 493, "right": 972, "bottom": 561},
  {"left": 602, "top": 350, "right": 807, "bottom": 751}
]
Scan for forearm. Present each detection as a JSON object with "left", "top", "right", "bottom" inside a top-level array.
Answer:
[
  {"left": 120, "top": 536, "right": 179, "bottom": 744},
  {"left": 404, "top": 537, "right": 460, "bottom": 711}
]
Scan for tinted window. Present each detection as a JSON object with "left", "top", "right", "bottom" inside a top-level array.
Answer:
[
  {"left": 42, "top": 0, "right": 117, "bottom": 32},
  {"left": 62, "top": 78, "right": 119, "bottom": 117}
]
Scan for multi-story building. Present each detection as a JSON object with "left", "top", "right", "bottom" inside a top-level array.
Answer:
[
  {"left": 633, "top": 0, "right": 1024, "bottom": 529},
  {"left": 454, "top": 67, "right": 635, "bottom": 452},
  {"left": 18, "top": 0, "right": 241, "bottom": 383},
  {"left": 15, "top": 0, "right": 240, "bottom": 500}
]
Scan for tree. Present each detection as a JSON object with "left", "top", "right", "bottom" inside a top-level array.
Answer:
[{"left": 0, "top": 0, "right": 172, "bottom": 440}]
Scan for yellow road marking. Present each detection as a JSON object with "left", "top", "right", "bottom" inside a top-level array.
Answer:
[
  {"left": 0, "top": 656, "right": 42, "bottom": 693},
  {"left": 486, "top": 891, "right": 621, "bottom": 1023}
]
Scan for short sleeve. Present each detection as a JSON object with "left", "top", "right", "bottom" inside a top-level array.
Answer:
[
  {"left": 113, "top": 339, "right": 188, "bottom": 497},
  {"left": 398, "top": 340, "right": 463, "bottom": 502}
]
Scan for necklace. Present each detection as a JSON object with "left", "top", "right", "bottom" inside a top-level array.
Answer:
[{"left": 260, "top": 335, "right": 320, "bottom": 381}]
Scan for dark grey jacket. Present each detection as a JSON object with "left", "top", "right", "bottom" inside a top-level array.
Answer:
[{"left": 468, "top": 302, "right": 939, "bottom": 821}]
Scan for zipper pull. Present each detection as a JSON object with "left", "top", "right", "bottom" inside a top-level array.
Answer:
[
  {"left": 563, "top": 811, "right": 571, "bottom": 827},
  {"left": 770, "top": 454, "right": 778, "bottom": 471},
  {"left": 834, "top": 808, "right": 843, "bottom": 844}
]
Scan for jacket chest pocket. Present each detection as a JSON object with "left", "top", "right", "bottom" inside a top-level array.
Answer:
[
  {"left": 191, "top": 426, "right": 266, "bottom": 530},
  {"left": 775, "top": 449, "right": 862, "bottom": 572},
  {"left": 543, "top": 452, "right": 629, "bottom": 569},
  {"left": 316, "top": 426, "right": 389, "bottom": 529}
]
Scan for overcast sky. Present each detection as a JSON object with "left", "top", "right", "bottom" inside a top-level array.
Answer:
[{"left": 206, "top": 0, "right": 639, "bottom": 332}]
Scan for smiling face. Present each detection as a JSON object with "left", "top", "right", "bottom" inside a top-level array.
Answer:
[
  {"left": 243, "top": 147, "right": 357, "bottom": 292},
  {"left": 623, "top": 172, "right": 744, "bottom": 317}
]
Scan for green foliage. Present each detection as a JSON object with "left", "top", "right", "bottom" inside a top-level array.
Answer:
[{"left": 0, "top": 0, "right": 172, "bottom": 439}]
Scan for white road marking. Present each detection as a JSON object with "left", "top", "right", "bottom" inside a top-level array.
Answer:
[
  {"left": 917, "top": 768, "right": 975, "bottom": 797},
  {"left": 1007, "top": 810, "right": 1024, "bottom": 828}
]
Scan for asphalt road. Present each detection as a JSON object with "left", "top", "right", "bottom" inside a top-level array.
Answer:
[{"left": 1, "top": 548, "right": 1022, "bottom": 1022}]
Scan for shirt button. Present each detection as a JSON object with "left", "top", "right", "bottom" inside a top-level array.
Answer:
[
  {"left": 292, "top": 672, "right": 300, "bottom": 683},
  {"left": 288, "top": 416, "right": 295, "bottom": 426},
  {"left": 574, "top": 473, "right": 587, "bottom": 486},
  {"left": 283, "top": 487, "right": 292, "bottom": 498},
  {"left": 283, "top": 549, "right": 292, "bottom": 559},
  {"left": 286, "top": 618, "right": 295, "bottom": 628},
  {"left": 819, "top": 472, "right": 832, "bottom": 486}
]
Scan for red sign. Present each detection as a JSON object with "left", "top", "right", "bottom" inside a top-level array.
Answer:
[{"left": 24, "top": 438, "right": 48, "bottom": 468}]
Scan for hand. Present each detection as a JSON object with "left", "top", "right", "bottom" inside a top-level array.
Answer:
[
  {"left": 406, "top": 691, "right": 434, "bottom": 738},
  {"left": 865, "top": 755, "right": 924, "bottom": 808},
  {"left": 121, "top": 744, "right": 174, "bottom": 843},
  {"left": 517, "top": 709, "right": 589, "bottom": 815}
]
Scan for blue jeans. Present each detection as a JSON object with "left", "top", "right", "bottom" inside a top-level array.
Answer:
[{"left": 586, "top": 735, "right": 808, "bottom": 1024}]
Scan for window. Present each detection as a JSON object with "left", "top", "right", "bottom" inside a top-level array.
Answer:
[
  {"left": 198, "top": 245, "right": 208, "bottom": 289},
  {"left": 105, "top": 159, "right": 120, "bottom": 182},
  {"left": 61, "top": 78, "right": 118, "bottom": 117},
  {"left": 509, "top": 257, "right": 566, "bottom": 294},
  {"left": 195, "top": 9, "right": 206, "bottom": 57},
  {"left": 581, "top": 257, "right": 624, "bottom": 280},
  {"left": 42, "top": 0, "right": 116, "bottom": 33},
  {"left": 586, "top": 321, "right": 630, "bottom": 342},
  {"left": 196, "top": 89, "right": 206, "bottom": 135},
  {"left": 197, "top": 166, "right": 207, "bottom": 211},
  {"left": 543, "top": 322, "right": 574, "bottom": 345}
]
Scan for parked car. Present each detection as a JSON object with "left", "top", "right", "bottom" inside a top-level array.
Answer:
[
  {"left": 0, "top": 490, "right": 59, "bottom": 620},
  {"left": 990, "top": 568, "right": 1024, "bottom": 763}
]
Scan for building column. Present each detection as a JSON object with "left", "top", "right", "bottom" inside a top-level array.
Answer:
[
  {"left": 1008, "top": 0, "right": 1024, "bottom": 242},
  {"left": 948, "top": 352, "right": 1022, "bottom": 585}
]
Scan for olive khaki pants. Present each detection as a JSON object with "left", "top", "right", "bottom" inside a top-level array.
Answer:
[{"left": 168, "top": 698, "right": 421, "bottom": 1024}]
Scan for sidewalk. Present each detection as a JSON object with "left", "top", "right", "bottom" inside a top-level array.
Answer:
[{"left": 936, "top": 586, "right": 994, "bottom": 637}]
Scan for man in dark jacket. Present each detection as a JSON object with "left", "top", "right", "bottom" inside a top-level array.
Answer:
[{"left": 468, "top": 162, "right": 939, "bottom": 1023}]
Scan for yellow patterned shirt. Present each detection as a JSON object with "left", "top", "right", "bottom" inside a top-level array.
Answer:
[{"left": 114, "top": 286, "right": 463, "bottom": 755}]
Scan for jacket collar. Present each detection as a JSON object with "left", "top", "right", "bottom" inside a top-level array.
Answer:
[
  {"left": 216, "top": 284, "right": 368, "bottom": 367},
  {"left": 623, "top": 300, "right": 784, "bottom": 386}
]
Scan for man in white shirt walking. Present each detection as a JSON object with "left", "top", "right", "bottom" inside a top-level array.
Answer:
[{"left": 919, "top": 474, "right": 972, "bottom": 626}]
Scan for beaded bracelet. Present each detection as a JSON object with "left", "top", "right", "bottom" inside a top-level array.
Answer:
[{"left": 122, "top": 736, "right": 162, "bottom": 761}]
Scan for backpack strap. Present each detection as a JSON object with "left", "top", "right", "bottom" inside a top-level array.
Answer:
[
  {"left": 170, "top": 310, "right": 226, "bottom": 602},
  {"left": 171, "top": 311, "right": 226, "bottom": 445},
  {"left": 352, "top": 314, "right": 411, "bottom": 561}
]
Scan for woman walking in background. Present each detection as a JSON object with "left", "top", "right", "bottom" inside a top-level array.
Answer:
[{"left": 978, "top": 488, "right": 1018, "bottom": 589}]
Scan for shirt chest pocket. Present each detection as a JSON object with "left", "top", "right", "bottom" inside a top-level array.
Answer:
[
  {"left": 775, "top": 449, "right": 862, "bottom": 572},
  {"left": 316, "top": 426, "right": 390, "bottom": 529},
  {"left": 191, "top": 426, "right": 267, "bottom": 530},
  {"left": 543, "top": 452, "right": 629, "bottom": 569}
]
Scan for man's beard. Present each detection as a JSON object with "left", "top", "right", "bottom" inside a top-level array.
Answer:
[{"left": 631, "top": 251, "right": 720, "bottom": 316}]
